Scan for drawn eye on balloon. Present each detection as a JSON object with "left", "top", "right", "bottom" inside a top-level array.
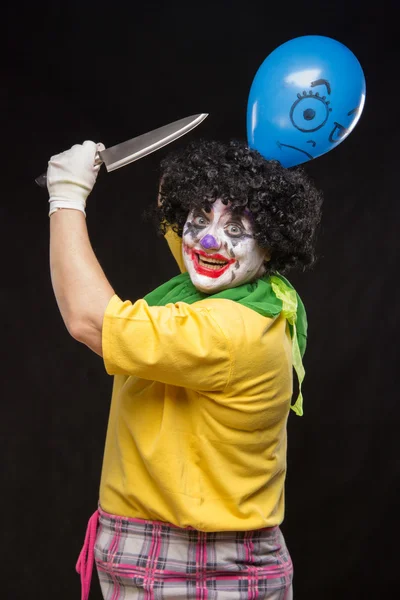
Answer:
[
  {"left": 290, "top": 90, "right": 332, "bottom": 133},
  {"left": 289, "top": 78, "right": 360, "bottom": 147}
]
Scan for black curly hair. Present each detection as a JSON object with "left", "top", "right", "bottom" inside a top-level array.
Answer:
[{"left": 157, "top": 139, "right": 323, "bottom": 274}]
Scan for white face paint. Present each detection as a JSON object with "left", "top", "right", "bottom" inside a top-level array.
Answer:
[{"left": 182, "top": 199, "right": 269, "bottom": 293}]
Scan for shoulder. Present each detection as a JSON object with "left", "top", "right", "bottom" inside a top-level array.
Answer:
[
  {"left": 191, "top": 299, "right": 291, "bottom": 390},
  {"left": 193, "top": 297, "right": 289, "bottom": 353},
  {"left": 192, "top": 297, "right": 276, "bottom": 328}
]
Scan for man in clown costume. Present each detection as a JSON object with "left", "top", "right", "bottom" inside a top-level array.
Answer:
[{"left": 47, "top": 137, "right": 322, "bottom": 599}]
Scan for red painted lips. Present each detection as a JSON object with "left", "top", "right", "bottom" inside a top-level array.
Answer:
[{"left": 185, "top": 246, "right": 236, "bottom": 279}]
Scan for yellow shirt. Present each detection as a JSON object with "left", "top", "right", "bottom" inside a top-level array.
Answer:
[{"left": 99, "top": 232, "right": 293, "bottom": 531}]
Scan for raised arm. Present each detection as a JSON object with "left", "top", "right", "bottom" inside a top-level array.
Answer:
[{"left": 48, "top": 141, "right": 115, "bottom": 355}]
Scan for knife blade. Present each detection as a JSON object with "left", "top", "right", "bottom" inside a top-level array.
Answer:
[{"left": 35, "top": 113, "right": 208, "bottom": 187}]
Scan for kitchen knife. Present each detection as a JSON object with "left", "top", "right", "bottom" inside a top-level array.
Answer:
[{"left": 35, "top": 113, "right": 208, "bottom": 187}]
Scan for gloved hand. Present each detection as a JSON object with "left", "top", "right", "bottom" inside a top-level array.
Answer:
[{"left": 47, "top": 140, "right": 105, "bottom": 216}]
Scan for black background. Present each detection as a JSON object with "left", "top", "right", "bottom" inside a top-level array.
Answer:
[{"left": 3, "top": 1, "right": 399, "bottom": 598}]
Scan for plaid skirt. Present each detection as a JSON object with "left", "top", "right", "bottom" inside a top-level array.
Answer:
[{"left": 78, "top": 506, "right": 293, "bottom": 600}]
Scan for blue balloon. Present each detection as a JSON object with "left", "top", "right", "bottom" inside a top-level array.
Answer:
[{"left": 247, "top": 35, "right": 366, "bottom": 167}]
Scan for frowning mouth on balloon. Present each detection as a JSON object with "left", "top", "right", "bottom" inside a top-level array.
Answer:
[{"left": 276, "top": 141, "right": 314, "bottom": 160}]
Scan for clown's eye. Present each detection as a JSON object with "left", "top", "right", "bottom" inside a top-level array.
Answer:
[
  {"left": 193, "top": 214, "right": 209, "bottom": 227},
  {"left": 290, "top": 91, "right": 332, "bottom": 133},
  {"left": 225, "top": 223, "right": 243, "bottom": 237}
]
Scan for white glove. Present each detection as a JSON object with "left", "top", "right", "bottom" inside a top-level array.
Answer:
[{"left": 47, "top": 140, "right": 105, "bottom": 216}]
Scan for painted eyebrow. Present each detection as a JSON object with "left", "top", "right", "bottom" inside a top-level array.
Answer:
[
  {"left": 225, "top": 209, "right": 249, "bottom": 228},
  {"left": 311, "top": 79, "right": 331, "bottom": 95},
  {"left": 191, "top": 207, "right": 210, "bottom": 218},
  {"left": 196, "top": 206, "right": 248, "bottom": 227}
]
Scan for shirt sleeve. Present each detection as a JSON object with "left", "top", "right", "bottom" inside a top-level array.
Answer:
[{"left": 102, "top": 295, "right": 231, "bottom": 391}]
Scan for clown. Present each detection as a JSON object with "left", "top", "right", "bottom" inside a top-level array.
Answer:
[
  {"left": 47, "top": 138, "right": 322, "bottom": 599},
  {"left": 181, "top": 200, "right": 268, "bottom": 292}
]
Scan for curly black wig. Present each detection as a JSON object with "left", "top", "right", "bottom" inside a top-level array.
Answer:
[{"left": 157, "top": 139, "right": 323, "bottom": 274}]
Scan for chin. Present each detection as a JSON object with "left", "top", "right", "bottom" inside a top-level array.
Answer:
[
  {"left": 194, "top": 283, "right": 225, "bottom": 294},
  {"left": 191, "top": 275, "right": 241, "bottom": 294}
]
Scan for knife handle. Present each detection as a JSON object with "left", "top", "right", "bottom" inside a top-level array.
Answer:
[{"left": 35, "top": 152, "right": 102, "bottom": 188}]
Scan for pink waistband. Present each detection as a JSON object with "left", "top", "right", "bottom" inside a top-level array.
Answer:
[{"left": 76, "top": 510, "right": 99, "bottom": 600}]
